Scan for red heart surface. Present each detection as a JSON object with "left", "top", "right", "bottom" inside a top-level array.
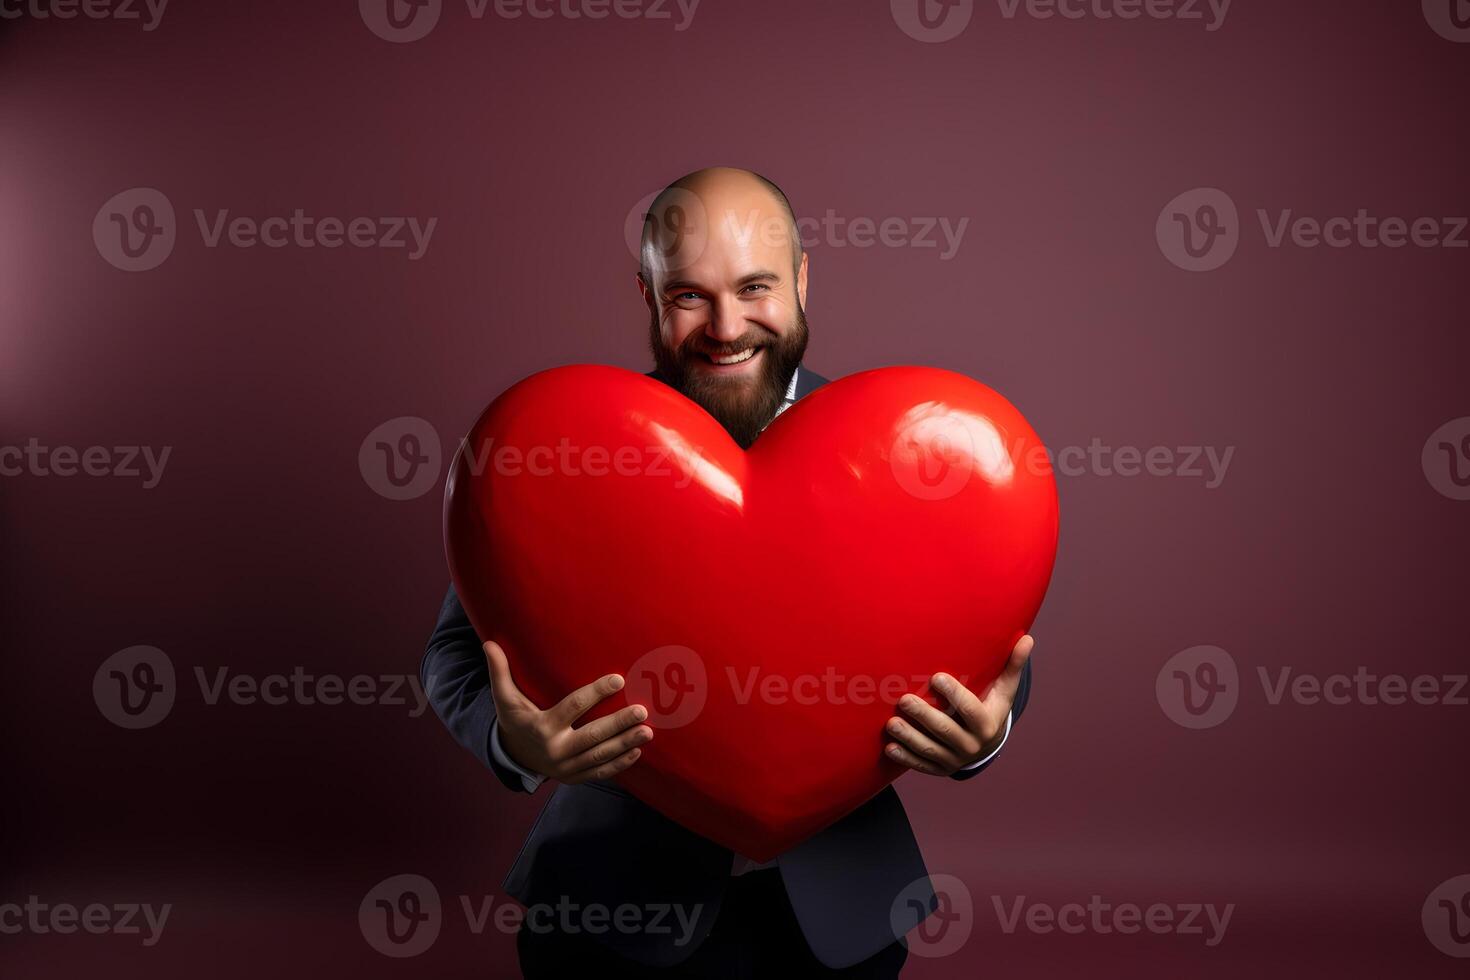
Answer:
[{"left": 445, "top": 365, "right": 1058, "bottom": 860}]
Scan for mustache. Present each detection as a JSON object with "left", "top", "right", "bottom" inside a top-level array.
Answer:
[{"left": 682, "top": 333, "right": 769, "bottom": 358}]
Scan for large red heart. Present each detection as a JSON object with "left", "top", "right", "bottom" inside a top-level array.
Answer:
[{"left": 445, "top": 365, "right": 1058, "bottom": 860}]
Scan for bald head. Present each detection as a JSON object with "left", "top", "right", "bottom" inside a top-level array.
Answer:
[
  {"left": 639, "top": 167, "right": 803, "bottom": 288},
  {"left": 635, "top": 167, "right": 811, "bottom": 448}
]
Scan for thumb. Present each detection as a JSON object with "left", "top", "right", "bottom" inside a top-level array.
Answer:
[
  {"left": 984, "top": 635, "right": 1034, "bottom": 706},
  {"left": 483, "top": 640, "right": 524, "bottom": 708}
]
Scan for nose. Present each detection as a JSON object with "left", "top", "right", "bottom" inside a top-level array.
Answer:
[{"left": 704, "top": 294, "right": 746, "bottom": 345}]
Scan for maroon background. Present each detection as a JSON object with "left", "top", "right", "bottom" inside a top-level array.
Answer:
[{"left": 2, "top": 1, "right": 1467, "bottom": 977}]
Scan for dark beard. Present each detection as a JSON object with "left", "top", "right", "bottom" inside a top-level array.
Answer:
[{"left": 649, "top": 306, "right": 809, "bottom": 449}]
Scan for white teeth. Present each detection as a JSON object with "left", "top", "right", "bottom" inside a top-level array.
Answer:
[{"left": 710, "top": 349, "right": 756, "bottom": 365}]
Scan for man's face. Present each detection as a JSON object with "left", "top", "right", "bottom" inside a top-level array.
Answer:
[{"left": 641, "top": 187, "right": 809, "bottom": 448}]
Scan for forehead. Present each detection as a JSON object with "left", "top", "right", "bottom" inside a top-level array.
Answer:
[{"left": 643, "top": 190, "right": 797, "bottom": 286}]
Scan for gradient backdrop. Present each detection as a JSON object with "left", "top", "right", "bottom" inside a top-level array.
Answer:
[{"left": 2, "top": 1, "right": 1468, "bottom": 976}]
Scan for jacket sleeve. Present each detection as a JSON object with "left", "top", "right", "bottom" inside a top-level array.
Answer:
[
  {"left": 420, "top": 583, "right": 533, "bottom": 793},
  {"left": 950, "top": 658, "right": 1033, "bottom": 782}
]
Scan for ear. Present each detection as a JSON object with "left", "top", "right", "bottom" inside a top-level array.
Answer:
[
  {"left": 796, "top": 252, "right": 809, "bottom": 309},
  {"left": 636, "top": 272, "right": 656, "bottom": 312}
]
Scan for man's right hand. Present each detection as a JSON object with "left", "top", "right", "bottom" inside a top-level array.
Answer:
[{"left": 483, "top": 640, "right": 653, "bottom": 785}]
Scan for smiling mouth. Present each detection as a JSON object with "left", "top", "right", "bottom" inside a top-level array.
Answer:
[{"left": 701, "top": 348, "right": 760, "bottom": 367}]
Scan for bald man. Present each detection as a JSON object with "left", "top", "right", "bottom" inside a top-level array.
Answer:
[{"left": 422, "top": 168, "right": 1035, "bottom": 978}]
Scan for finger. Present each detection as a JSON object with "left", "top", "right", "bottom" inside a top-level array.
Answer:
[
  {"left": 563, "top": 746, "right": 643, "bottom": 785},
  {"left": 927, "top": 672, "right": 988, "bottom": 738},
  {"left": 981, "top": 635, "right": 1035, "bottom": 708},
  {"left": 483, "top": 641, "right": 525, "bottom": 708},
  {"left": 561, "top": 724, "right": 653, "bottom": 774},
  {"left": 567, "top": 703, "right": 649, "bottom": 755},
  {"left": 884, "top": 740, "right": 947, "bottom": 776},
  {"left": 897, "top": 692, "right": 982, "bottom": 757},
  {"left": 551, "top": 673, "right": 626, "bottom": 727},
  {"left": 885, "top": 716, "right": 962, "bottom": 773}
]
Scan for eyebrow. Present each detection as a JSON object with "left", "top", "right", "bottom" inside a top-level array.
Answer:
[{"left": 661, "top": 270, "right": 783, "bottom": 297}]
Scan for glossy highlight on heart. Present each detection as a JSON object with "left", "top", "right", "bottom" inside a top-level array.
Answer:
[{"left": 445, "top": 365, "right": 1059, "bottom": 860}]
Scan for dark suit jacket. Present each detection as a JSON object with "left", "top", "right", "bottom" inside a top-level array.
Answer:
[{"left": 421, "top": 366, "right": 1033, "bottom": 969}]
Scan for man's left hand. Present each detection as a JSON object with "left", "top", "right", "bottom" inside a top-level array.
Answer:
[{"left": 884, "top": 635, "right": 1035, "bottom": 776}]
